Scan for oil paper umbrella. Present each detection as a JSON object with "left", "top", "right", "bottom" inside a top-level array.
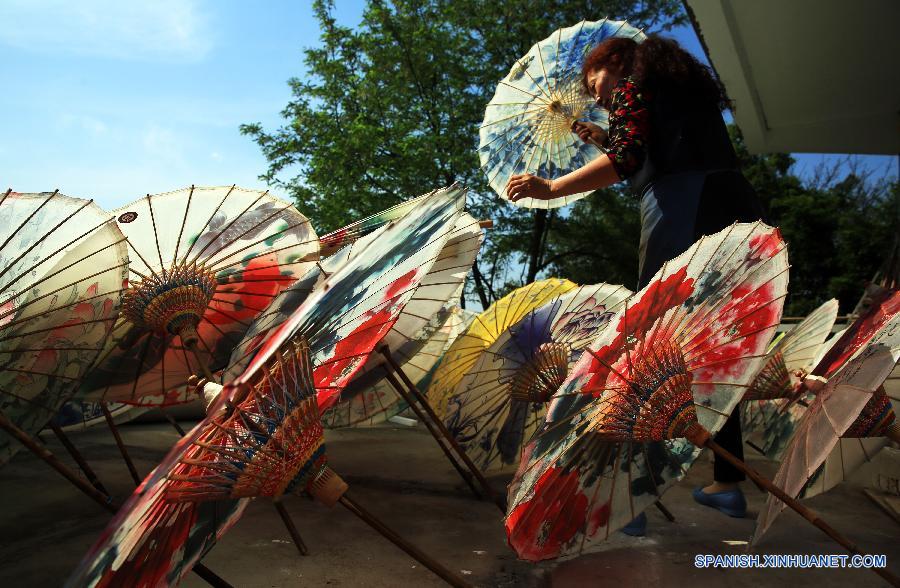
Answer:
[
  {"left": 229, "top": 188, "right": 501, "bottom": 505},
  {"left": 322, "top": 292, "right": 471, "bottom": 428},
  {"left": 754, "top": 290, "right": 900, "bottom": 548},
  {"left": 480, "top": 18, "right": 645, "bottom": 208},
  {"left": 68, "top": 187, "right": 469, "bottom": 588},
  {"left": 318, "top": 189, "right": 438, "bottom": 257},
  {"left": 443, "top": 283, "right": 632, "bottom": 474},
  {"left": 427, "top": 278, "right": 578, "bottom": 420},
  {"left": 69, "top": 339, "right": 468, "bottom": 588},
  {"left": 327, "top": 211, "right": 483, "bottom": 422},
  {"left": 79, "top": 185, "right": 318, "bottom": 407},
  {"left": 801, "top": 389, "right": 899, "bottom": 500},
  {"left": 741, "top": 299, "right": 839, "bottom": 458},
  {"left": 219, "top": 186, "right": 472, "bottom": 549},
  {"left": 0, "top": 190, "right": 128, "bottom": 465},
  {"left": 506, "top": 221, "right": 789, "bottom": 562}
]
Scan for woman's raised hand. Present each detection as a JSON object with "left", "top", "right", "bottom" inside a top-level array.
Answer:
[
  {"left": 572, "top": 121, "right": 607, "bottom": 145},
  {"left": 506, "top": 174, "right": 554, "bottom": 202}
]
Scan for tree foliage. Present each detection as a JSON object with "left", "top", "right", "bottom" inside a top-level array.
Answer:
[
  {"left": 243, "top": 0, "right": 897, "bottom": 315},
  {"left": 242, "top": 0, "right": 685, "bottom": 307}
]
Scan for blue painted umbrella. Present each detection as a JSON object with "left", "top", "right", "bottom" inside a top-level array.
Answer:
[{"left": 479, "top": 18, "right": 644, "bottom": 209}]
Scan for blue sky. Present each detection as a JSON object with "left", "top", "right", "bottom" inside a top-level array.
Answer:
[{"left": 2, "top": 1, "right": 895, "bottom": 212}]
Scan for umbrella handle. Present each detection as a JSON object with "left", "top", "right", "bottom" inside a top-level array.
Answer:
[
  {"left": 338, "top": 492, "right": 472, "bottom": 588},
  {"left": 381, "top": 347, "right": 507, "bottom": 513},
  {"left": 704, "top": 438, "right": 900, "bottom": 587},
  {"left": 381, "top": 367, "right": 484, "bottom": 501},
  {"left": 0, "top": 410, "right": 118, "bottom": 514},
  {"left": 273, "top": 500, "right": 309, "bottom": 556},
  {"left": 48, "top": 421, "right": 109, "bottom": 495},
  {"left": 100, "top": 401, "right": 142, "bottom": 485}
]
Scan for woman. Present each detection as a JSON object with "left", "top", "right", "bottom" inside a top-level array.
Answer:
[{"left": 507, "top": 35, "right": 763, "bottom": 528}]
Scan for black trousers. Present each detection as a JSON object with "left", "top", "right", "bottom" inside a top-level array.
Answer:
[{"left": 638, "top": 170, "right": 766, "bottom": 483}]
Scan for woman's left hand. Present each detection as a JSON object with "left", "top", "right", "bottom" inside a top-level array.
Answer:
[{"left": 506, "top": 174, "right": 554, "bottom": 202}]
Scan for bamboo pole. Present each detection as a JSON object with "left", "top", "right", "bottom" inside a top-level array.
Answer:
[
  {"left": 100, "top": 402, "right": 141, "bottom": 485},
  {"left": 382, "top": 368, "right": 482, "bottom": 500},
  {"left": 339, "top": 493, "right": 471, "bottom": 588},
  {"left": 381, "top": 346, "right": 506, "bottom": 512},
  {"left": 48, "top": 421, "right": 109, "bottom": 495}
]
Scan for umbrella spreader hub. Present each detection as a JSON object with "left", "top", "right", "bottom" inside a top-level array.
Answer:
[
  {"left": 122, "top": 261, "right": 218, "bottom": 345},
  {"left": 507, "top": 341, "right": 571, "bottom": 403}
]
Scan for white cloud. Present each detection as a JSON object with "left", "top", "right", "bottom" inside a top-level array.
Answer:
[
  {"left": 59, "top": 114, "right": 108, "bottom": 136},
  {"left": 0, "top": 0, "right": 214, "bottom": 62}
]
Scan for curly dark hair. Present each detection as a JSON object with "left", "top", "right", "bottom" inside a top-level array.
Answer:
[{"left": 582, "top": 34, "right": 731, "bottom": 111}]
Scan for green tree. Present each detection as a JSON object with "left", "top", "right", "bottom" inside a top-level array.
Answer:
[
  {"left": 242, "top": 0, "right": 685, "bottom": 307},
  {"left": 731, "top": 127, "right": 899, "bottom": 316}
]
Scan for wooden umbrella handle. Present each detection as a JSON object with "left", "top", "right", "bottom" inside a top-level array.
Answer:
[
  {"left": 339, "top": 492, "right": 472, "bottom": 588},
  {"left": 705, "top": 438, "right": 900, "bottom": 587}
]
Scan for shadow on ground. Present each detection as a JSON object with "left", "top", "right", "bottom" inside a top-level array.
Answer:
[{"left": 0, "top": 421, "right": 896, "bottom": 587}]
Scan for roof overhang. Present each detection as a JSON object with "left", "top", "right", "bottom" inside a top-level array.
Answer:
[{"left": 684, "top": 0, "right": 899, "bottom": 154}]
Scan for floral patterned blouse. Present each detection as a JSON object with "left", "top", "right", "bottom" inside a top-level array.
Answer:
[{"left": 605, "top": 76, "right": 652, "bottom": 180}]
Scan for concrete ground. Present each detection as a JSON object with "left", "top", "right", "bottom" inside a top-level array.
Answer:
[{"left": 0, "top": 420, "right": 897, "bottom": 587}]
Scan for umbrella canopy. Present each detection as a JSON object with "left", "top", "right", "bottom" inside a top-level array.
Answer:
[
  {"left": 802, "top": 392, "right": 899, "bottom": 499},
  {"left": 69, "top": 188, "right": 466, "bottom": 587},
  {"left": 427, "top": 278, "right": 578, "bottom": 420},
  {"left": 52, "top": 400, "right": 146, "bottom": 432},
  {"left": 480, "top": 18, "right": 645, "bottom": 208},
  {"left": 323, "top": 294, "right": 474, "bottom": 428},
  {"left": 444, "top": 283, "right": 632, "bottom": 474},
  {"left": 325, "top": 212, "right": 482, "bottom": 425},
  {"left": 80, "top": 185, "right": 319, "bottom": 406},
  {"left": 0, "top": 190, "right": 128, "bottom": 463},
  {"left": 506, "top": 222, "right": 788, "bottom": 561},
  {"left": 318, "top": 189, "right": 437, "bottom": 257},
  {"left": 754, "top": 291, "right": 900, "bottom": 544},
  {"left": 741, "top": 299, "right": 839, "bottom": 458},
  {"left": 225, "top": 185, "right": 471, "bottom": 414}
]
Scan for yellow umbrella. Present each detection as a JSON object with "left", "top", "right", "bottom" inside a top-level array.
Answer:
[{"left": 427, "top": 278, "right": 577, "bottom": 419}]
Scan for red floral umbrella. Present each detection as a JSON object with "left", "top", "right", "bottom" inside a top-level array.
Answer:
[
  {"left": 79, "top": 185, "right": 319, "bottom": 406},
  {"left": 505, "top": 222, "right": 789, "bottom": 561},
  {"left": 69, "top": 187, "right": 469, "bottom": 588},
  {"left": 506, "top": 226, "right": 898, "bottom": 584}
]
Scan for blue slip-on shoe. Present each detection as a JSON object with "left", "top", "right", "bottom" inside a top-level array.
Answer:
[
  {"left": 620, "top": 512, "right": 647, "bottom": 536},
  {"left": 692, "top": 486, "right": 747, "bottom": 518}
]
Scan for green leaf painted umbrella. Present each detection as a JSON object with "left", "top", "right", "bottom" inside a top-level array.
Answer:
[
  {"left": 0, "top": 190, "right": 128, "bottom": 464},
  {"left": 443, "top": 283, "right": 632, "bottom": 474},
  {"left": 79, "top": 185, "right": 319, "bottom": 406},
  {"left": 506, "top": 222, "right": 788, "bottom": 561},
  {"left": 318, "top": 189, "right": 438, "bottom": 257},
  {"left": 480, "top": 18, "right": 645, "bottom": 209},
  {"left": 741, "top": 299, "right": 839, "bottom": 458},
  {"left": 69, "top": 186, "right": 469, "bottom": 588}
]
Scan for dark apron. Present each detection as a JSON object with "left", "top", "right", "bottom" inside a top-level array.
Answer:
[{"left": 637, "top": 168, "right": 765, "bottom": 288}]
